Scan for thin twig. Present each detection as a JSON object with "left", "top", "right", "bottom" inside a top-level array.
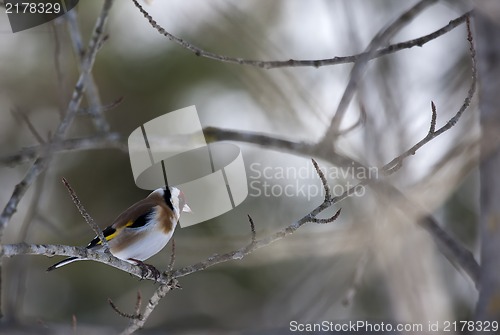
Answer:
[
  {"left": 383, "top": 14, "right": 476, "bottom": 175},
  {"left": 120, "top": 283, "right": 173, "bottom": 335},
  {"left": 11, "top": 109, "right": 46, "bottom": 144},
  {"left": 248, "top": 215, "right": 256, "bottom": 245},
  {"left": 61, "top": 177, "right": 109, "bottom": 250},
  {"left": 132, "top": 0, "right": 469, "bottom": 69},
  {"left": 311, "top": 158, "right": 332, "bottom": 201},
  {"left": 338, "top": 102, "right": 367, "bottom": 136},
  {"left": 109, "top": 298, "right": 142, "bottom": 320},
  {"left": 307, "top": 209, "right": 342, "bottom": 224},
  {"left": 429, "top": 101, "right": 437, "bottom": 134},
  {"left": 76, "top": 96, "right": 124, "bottom": 116}
]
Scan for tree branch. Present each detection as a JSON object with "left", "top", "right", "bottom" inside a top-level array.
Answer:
[
  {"left": 131, "top": 0, "right": 468, "bottom": 69},
  {"left": 1, "top": 243, "right": 155, "bottom": 279},
  {"left": 0, "top": 133, "right": 125, "bottom": 166}
]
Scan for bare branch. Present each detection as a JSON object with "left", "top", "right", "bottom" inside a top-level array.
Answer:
[
  {"left": 131, "top": 0, "right": 469, "bottom": 70},
  {"left": 61, "top": 177, "right": 109, "bottom": 250},
  {"left": 0, "top": 0, "right": 115, "bottom": 241},
  {"left": 1, "top": 243, "right": 163, "bottom": 281}
]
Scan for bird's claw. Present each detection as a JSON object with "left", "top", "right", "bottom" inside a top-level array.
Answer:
[{"left": 130, "top": 259, "right": 161, "bottom": 282}]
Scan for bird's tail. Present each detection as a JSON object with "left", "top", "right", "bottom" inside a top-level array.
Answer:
[{"left": 46, "top": 257, "right": 80, "bottom": 271}]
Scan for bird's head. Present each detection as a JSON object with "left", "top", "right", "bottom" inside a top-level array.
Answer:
[{"left": 167, "top": 186, "right": 191, "bottom": 217}]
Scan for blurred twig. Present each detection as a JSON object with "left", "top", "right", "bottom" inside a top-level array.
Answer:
[
  {"left": 321, "top": 0, "right": 439, "bottom": 142},
  {"left": 65, "top": 6, "right": 110, "bottom": 133},
  {"left": 342, "top": 251, "right": 369, "bottom": 306},
  {"left": 8, "top": 169, "right": 48, "bottom": 321},
  {"left": 51, "top": 20, "right": 67, "bottom": 117},
  {"left": 0, "top": 133, "right": 125, "bottom": 166},
  {"left": 10, "top": 109, "right": 46, "bottom": 144}
]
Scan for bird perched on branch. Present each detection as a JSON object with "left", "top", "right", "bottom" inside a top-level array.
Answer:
[{"left": 47, "top": 187, "right": 191, "bottom": 278}]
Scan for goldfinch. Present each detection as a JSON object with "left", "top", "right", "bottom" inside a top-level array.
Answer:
[{"left": 47, "top": 187, "right": 191, "bottom": 277}]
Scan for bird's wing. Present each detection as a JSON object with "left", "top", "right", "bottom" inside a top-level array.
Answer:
[
  {"left": 86, "top": 198, "right": 158, "bottom": 249},
  {"left": 110, "top": 198, "right": 159, "bottom": 229}
]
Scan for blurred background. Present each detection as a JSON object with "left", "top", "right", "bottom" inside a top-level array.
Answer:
[{"left": 0, "top": 0, "right": 478, "bottom": 334}]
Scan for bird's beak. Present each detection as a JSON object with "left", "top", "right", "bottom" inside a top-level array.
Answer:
[{"left": 182, "top": 204, "right": 192, "bottom": 213}]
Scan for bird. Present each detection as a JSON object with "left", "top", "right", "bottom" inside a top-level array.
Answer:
[{"left": 47, "top": 186, "right": 191, "bottom": 278}]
